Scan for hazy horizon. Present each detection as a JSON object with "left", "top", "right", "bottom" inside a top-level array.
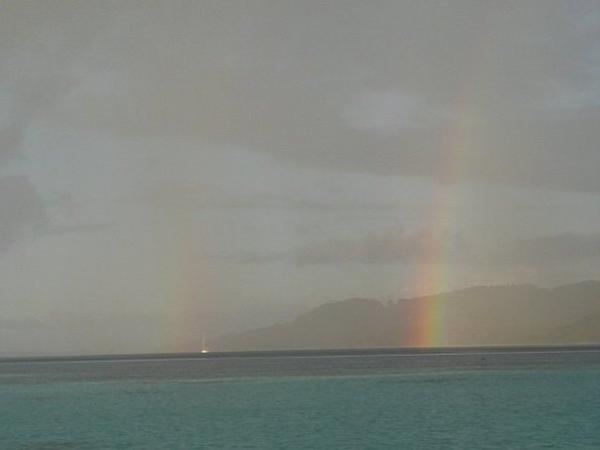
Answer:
[{"left": 2, "top": 1, "right": 600, "bottom": 356}]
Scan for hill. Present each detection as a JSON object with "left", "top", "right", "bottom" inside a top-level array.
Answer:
[{"left": 216, "top": 281, "right": 600, "bottom": 351}]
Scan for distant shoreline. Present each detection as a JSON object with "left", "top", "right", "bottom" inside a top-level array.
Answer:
[{"left": 3, "top": 344, "right": 600, "bottom": 364}]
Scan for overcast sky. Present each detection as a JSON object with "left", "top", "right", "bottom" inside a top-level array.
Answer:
[{"left": 1, "top": 0, "right": 600, "bottom": 355}]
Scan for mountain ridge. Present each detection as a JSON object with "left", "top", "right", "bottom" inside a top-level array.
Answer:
[{"left": 216, "top": 281, "right": 600, "bottom": 351}]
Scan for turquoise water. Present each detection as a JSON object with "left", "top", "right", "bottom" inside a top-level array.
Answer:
[{"left": 2, "top": 352, "right": 600, "bottom": 449}]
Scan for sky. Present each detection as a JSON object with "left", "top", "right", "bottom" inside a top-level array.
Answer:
[{"left": 1, "top": 0, "right": 600, "bottom": 355}]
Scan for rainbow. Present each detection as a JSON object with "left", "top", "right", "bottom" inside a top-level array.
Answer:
[
  {"left": 406, "top": 15, "right": 496, "bottom": 346},
  {"left": 155, "top": 206, "right": 213, "bottom": 353},
  {"left": 409, "top": 108, "right": 476, "bottom": 347}
]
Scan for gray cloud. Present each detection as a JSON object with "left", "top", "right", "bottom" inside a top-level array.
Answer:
[
  {"left": 0, "top": 74, "right": 72, "bottom": 163},
  {"left": 488, "top": 233, "right": 600, "bottom": 266},
  {"left": 294, "top": 229, "right": 425, "bottom": 265},
  {"left": 232, "top": 230, "right": 600, "bottom": 269},
  {"left": 0, "top": 176, "right": 109, "bottom": 255},
  {"left": 0, "top": 3, "right": 111, "bottom": 255},
  {"left": 139, "top": 183, "right": 395, "bottom": 212},
  {"left": 230, "top": 250, "right": 288, "bottom": 265},
  {"left": 219, "top": 228, "right": 429, "bottom": 266},
  {"left": 15, "top": 1, "right": 597, "bottom": 192},
  {"left": 45, "top": 223, "right": 111, "bottom": 235},
  {"left": 1, "top": 1, "right": 109, "bottom": 162},
  {"left": 0, "top": 316, "right": 45, "bottom": 330},
  {"left": 341, "top": 91, "right": 424, "bottom": 133},
  {"left": 0, "top": 175, "right": 49, "bottom": 252}
]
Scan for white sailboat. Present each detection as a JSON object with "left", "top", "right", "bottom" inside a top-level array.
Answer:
[{"left": 201, "top": 333, "right": 209, "bottom": 353}]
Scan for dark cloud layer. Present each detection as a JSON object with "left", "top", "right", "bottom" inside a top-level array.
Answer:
[
  {"left": 294, "top": 229, "right": 424, "bottom": 265},
  {"left": 0, "top": 175, "right": 48, "bottom": 252},
  {"left": 234, "top": 230, "right": 600, "bottom": 269},
  {"left": 493, "top": 233, "right": 600, "bottom": 265},
  {"left": 0, "top": 176, "right": 109, "bottom": 255},
  {"left": 140, "top": 183, "right": 395, "bottom": 212}
]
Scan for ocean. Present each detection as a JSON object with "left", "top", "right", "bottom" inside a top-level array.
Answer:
[{"left": 1, "top": 347, "right": 600, "bottom": 449}]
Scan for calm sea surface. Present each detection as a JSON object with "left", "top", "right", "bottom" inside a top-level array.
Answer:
[{"left": 1, "top": 347, "right": 600, "bottom": 449}]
